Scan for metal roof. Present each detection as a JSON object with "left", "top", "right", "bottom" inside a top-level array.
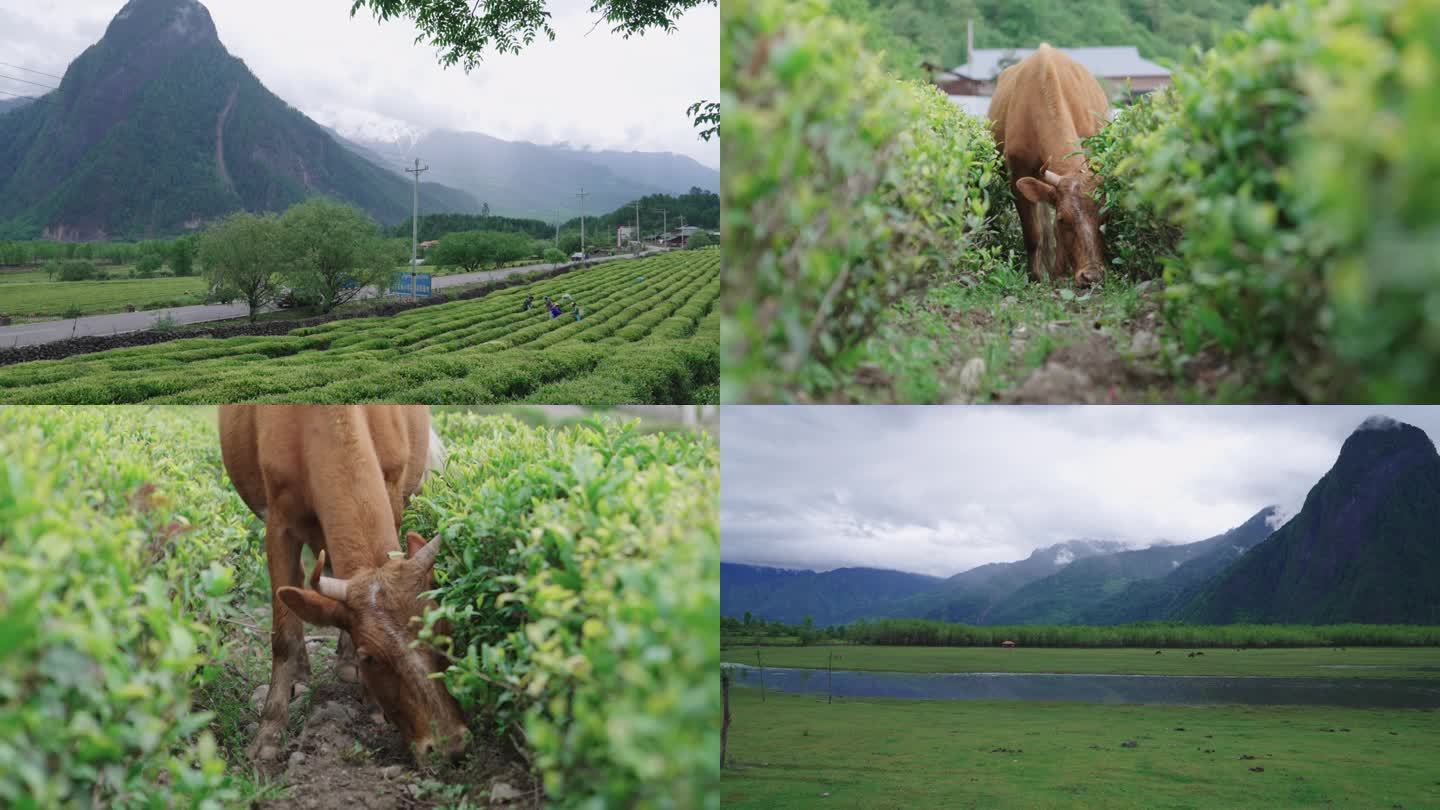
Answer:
[
  {"left": 948, "top": 95, "right": 991, "bottom": 117},
  {"left": 953, "top": 46, "right": 1171, "bottom": 80}
]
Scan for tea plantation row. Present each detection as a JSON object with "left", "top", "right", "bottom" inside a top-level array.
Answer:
[{"left": 0, "top": 249, "right": 719, "bottom": 405}]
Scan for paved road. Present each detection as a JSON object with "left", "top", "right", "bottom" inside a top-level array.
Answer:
[{"left": 0, "top": 251, "right": 660, "bottom": 349}]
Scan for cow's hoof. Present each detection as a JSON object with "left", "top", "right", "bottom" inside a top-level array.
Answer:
[
  {"left": 249, "top": 742, "right": 283, "bottom": 763},
  {"left": 370, "top": 709, "right": 386, "bottom": 726},
  {"left": 336, "top": 662, "right": 359, "bottom": 683},
  {"left": 291, "top": 681, "right": 309, "bottom": 700}
]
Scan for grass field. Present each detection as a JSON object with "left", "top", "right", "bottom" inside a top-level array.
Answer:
[
  {"left": 721, "top": 645, "right": 1440, "bottom": 680},
  {"left": 722, "top": 689, "right": 1440, "bottom": 809},
  {"left": 0, "top": 269, "right": 207, "bottom": 319},
  {"left": 0, "top": 248, "right": 718, "bottom": 404}
]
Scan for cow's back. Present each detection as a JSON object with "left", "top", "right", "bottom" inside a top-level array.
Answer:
[
  {"left": 218, "top": 405, "right": 431, "bottom": 523},
  {"left": 988, "top": 44, "right": 1109, "bottom": 174}
]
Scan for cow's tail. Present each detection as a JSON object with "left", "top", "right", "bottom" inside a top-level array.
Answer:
[{"left": 424, "top": 426, "right": 447, "bottom": 479}]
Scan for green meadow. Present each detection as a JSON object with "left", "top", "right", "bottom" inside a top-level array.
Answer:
[{"left": 722, "top": 689, "right": 1440, "bottom": 809}]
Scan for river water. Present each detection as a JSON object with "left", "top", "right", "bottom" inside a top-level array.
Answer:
[{"left": 723, "top": 664, "right": 1440, "bottom": 708}]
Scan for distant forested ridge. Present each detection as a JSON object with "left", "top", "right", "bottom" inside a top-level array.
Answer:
[{"left": 833, "top": 0, "right": 1269, "bottom": 76}]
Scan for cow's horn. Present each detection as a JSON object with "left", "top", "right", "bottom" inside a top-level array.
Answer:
[
  {"left": 1044, "top": 169, "right": 1063, "bottom": 186},
  {"left": 318, "top": 576, "right": 348, "bottom": 600},
  {"left": 309, "top": 549, "right": 327, "bottom": 589},
  {"left": 411, "top": 535, "right": 442, "bottom": 572}
]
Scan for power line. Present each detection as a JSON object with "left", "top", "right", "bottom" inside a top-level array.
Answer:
[
  {"left": 0, "top": 61, "right": 62, "bottom": 80},
  {"left": 0, "top": 88, "right": 38, "bottom": 98},
  {"left": 0, "top": 73, "right": 57, "bottom": 90}
]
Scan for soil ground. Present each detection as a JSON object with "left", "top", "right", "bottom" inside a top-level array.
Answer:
[
  {"left": 829, "top": 263, "right": 1256, "bottom": 404},
  {"left": 210, "top": 612, "right": 539, "bottom": 809}
]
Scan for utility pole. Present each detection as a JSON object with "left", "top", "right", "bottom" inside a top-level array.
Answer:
[
  {"left": 405, "top": 158, "right": 429, "bottom": 301},
  {"left": 651, "top": 208, "right": 667, "bottom": 247},
  {"left": 633, "top": 201, "right": 641, "bottom": 254},
  {"left": 575, "top": 187, "right": 590, "bottom": 258},
  {"left": 554, "top": 208, "right": 560, "bottom": 248}
]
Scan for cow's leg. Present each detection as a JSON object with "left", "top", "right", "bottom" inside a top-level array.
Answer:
[
  {"left": 251, "top": 517, "right": 310, "bottom": 763},
  {"left": 1012, "top": 191, "right": 1045, "bottom": 281},
  {"left": 336, "top": 630, "right": 359, "bottom": 684}
]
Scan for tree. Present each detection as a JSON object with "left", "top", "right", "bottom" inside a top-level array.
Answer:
[
  {"left": 429, "top": 230, "right": 533, "bottom": 272},
  {"left": 743, "top": 611, "right": 753, "bottom": 627},
  {"left": 481, "top": 202, "right": 491, "bottom": 217},
  {"left": 169, "top": 236, "right": 197, "bottom": 277},
  {"left": 199, "top": 212, "right": 284, "bottom": 322},
  {"left": 350, "top": 0, "right": 716, "bottom": 69},
  {"left": 686, "top": 230, "right": 714, "bottom": 249},
  {"left": 687, "top": 100, "right": 719, "bottom": 141},
  {"left": 135, "top": 254, "right": 163, "bottom": 278},
  {"left": 278, "top": 198, "right": 400, "bottom": 313},
  {"left": 543, "top": 247, "right": 566, "bottom": 268}
]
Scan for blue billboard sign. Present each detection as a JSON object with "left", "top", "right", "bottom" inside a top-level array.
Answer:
[{"left": 392, "top": 272, "right": 433, "bottom": 297}]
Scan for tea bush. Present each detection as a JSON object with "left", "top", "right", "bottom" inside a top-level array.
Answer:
[
  {"left": 721, "top": 0, "right": 1006, "bottom": 402},
  {"left": 407, "top": 413, "right": 719, "bottom": 808},
  {"left": 1101, "top": 0, "right": 1440, "bottom": 399},
  {"left": 1298, "top": 0, "right": 1440, "bottom": 400},
  {"left": 1081, "top": 90, "right": 1181, "bottom": 281},
  {"left": 0, "top": 250, "right": 719, "bottom": 405},
  {"left": 0, "top": 407, "right": 264, "bottom": 808}
]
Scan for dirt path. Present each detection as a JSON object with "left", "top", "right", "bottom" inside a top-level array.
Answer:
[
  {"left": 834, "top": 269, "right": 1243, "bottom": 403},
  {"left": 242, "top": 626, "right": 539, "bottom": 809}
]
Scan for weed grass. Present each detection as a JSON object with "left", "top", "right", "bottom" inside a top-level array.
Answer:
[
  {"left": 0, "top": 273, "right": 207, "bottom": 318},
  {"left": 722, "top": 688, "right": 1440, "bottom": 808}
]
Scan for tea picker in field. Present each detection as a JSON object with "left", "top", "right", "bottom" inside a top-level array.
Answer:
[{"left": 523, "top": 293, "right": 534, "bottom": 311}]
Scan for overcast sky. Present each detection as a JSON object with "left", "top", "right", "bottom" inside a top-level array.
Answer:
[
  {"left": 721, "top": 406, "right": 1440, "bottom": 578},
  {"left": 0, "top": 0, "right": 718, "bottom": 167}
]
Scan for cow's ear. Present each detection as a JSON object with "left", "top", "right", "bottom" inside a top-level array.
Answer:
[
  {"left": 278, "top": 586, "right": 351, "bottom": 628},
  {"left": 1016, "top": 177, "right": 1056, "bottom": 204},
  {"left": 405, "top": 531, "right": 428, "bottom": 558}
]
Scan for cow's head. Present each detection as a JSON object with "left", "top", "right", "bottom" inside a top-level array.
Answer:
[
  {"left": 278, "top": 533, "right": 468, "bottom": 762},
  {"left": 1016, "top": 169, "right": 1107, "bottom": 285}
]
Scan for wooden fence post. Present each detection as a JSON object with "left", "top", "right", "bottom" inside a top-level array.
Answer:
[
  {"left": 756, "top": 648, "right": 765, "bottom": 703},
  {"left": 828, "top": 649, "right": 833, "bottom": 704},
  {"left": 721, "top": 669, "right": 732, "bottom": 770}
]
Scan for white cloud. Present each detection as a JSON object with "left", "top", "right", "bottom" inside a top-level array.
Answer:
[
  {"left": 0, "top": 0, "right": 718, "bottom": 167},
  {"left": 721, "top": 406, "right": 1440, "bottom": 577}
]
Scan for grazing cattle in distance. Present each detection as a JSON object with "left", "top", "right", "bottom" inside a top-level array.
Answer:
[
  {"left": 219, "top": 405, "right": 468, "bottom": 764},
  {"left": 988, "top": 44, "right": 1111, "bottom": 285}
]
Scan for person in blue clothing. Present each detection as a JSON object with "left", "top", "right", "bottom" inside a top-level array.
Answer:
[{"left": 549, "top": 300, "right": 563, "bottom": 319}]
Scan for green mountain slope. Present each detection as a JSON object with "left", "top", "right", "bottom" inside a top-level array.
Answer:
[
  {"left": 1074, "top": 507, "right": 1279, "bottom": 624},
  {"left": 1175, "top": 418, "right": 1440, "bottom": 624},
  {"left": 0, "top": 0, "right": 477, "bottom": 239}
]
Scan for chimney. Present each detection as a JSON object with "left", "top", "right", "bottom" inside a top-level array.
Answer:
[{"left": 967, "top": 19, "right": 974, "bottom": 66}]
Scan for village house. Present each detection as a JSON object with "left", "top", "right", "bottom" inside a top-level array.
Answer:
[{"left": 924, "top": 25, "right": 1172, "bottom": 118}]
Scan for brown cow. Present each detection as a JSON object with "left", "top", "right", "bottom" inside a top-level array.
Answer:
[
  {"left": 219, "top": 405, "right": 468, "bottom": 763},
  {"left": 988, "top": 44, "right": 1111, "bottom": 285}
]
